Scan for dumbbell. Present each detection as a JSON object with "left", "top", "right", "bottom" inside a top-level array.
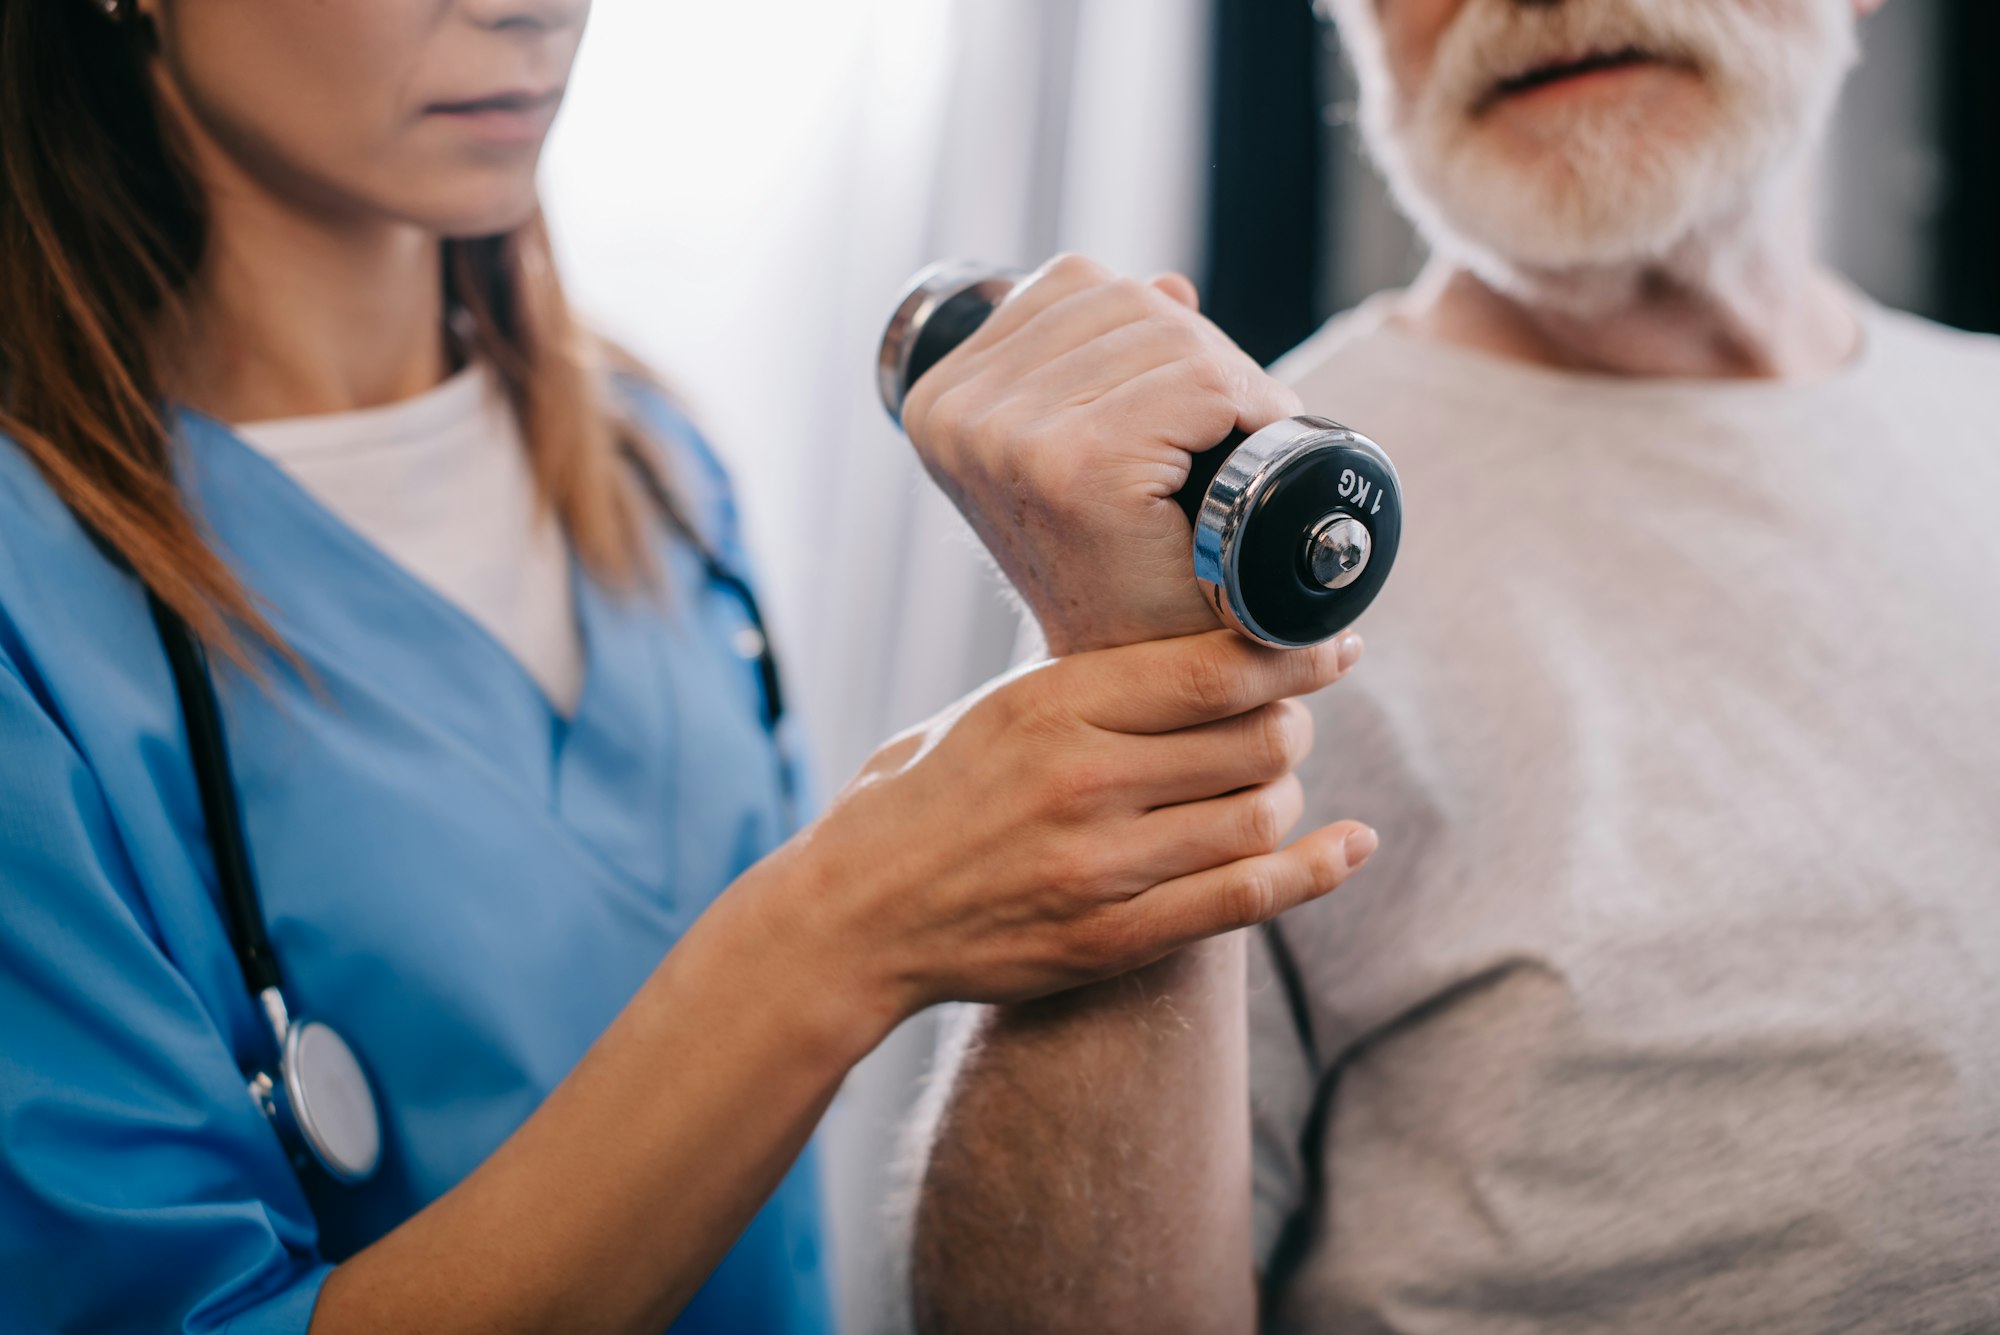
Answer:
[{"left": 877, "top": 261, "right": 1402, "bottom": 649}]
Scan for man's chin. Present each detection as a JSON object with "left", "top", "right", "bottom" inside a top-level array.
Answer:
[
  {"left": 1380, "top": 126, "right": 1760, "bottom": 291},
  {"left": 1430, "top": 173, "right": 1708, "bottom": 273}
]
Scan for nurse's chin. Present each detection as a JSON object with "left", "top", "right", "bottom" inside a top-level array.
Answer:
[{"left": 399, "top": 178, "right": 549, "bottom": 244}]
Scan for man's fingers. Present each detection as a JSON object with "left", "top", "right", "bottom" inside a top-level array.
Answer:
[
  {"left": 1236, "top": 368, "right": 1306, "bottom": 437},
  {"left": 1064, "top": 630, "right": 1361, "bottom": 734},
  {"left": 1130, "top": 821, "right": 1378, "bottom": 949},
  {"left": 1149, "top": 272, "right": 1201, "bottom": 310},
  {"left": 1087, "top": 328, "right": 1301, "bottom": 441},
  {"left": 959, "top": 253, "right": 1118, "bottom": 356},
  {"left": 1072, "top": 360, "right": 1249, "bottom": 480},
  {"left": 952, "top": 280, "right": 1169, "bottom": 397},
  {"left": 992, "top": 319, "right": 1223, "bottom": 432},
  {"left": 902, "top": 254, "right": 1288, "bottom": 479},
  {"left": 900, "top": 256, "right": 1117, "bottom": 436}
]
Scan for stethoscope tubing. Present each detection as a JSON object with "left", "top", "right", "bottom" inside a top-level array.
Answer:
[
  {"left": 146, "top": 436, "right": 790, "bottom": 1185},
  {"left": 148, "top": 591, "right": 287, "bottom": 999}
]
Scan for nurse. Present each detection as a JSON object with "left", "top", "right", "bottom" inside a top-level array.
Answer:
[{"left": 0, "top": 1, "right": 1373, "bottom": 1332}]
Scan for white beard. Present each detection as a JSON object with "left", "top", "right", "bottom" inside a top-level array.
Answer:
[{"left": 1327, "top": 0, "right": 1860, "bottom": 310}]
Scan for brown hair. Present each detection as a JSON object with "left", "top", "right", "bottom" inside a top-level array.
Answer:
[{"left": 0, "top": 0, "right": 653, "bottom": 667}]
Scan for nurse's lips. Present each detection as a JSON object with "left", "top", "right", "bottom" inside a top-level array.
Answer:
[{"left": 425, "top": 87, "right": 564, "bottom": 144}]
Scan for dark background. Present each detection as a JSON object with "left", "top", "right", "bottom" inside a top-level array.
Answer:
[{"left": 1203, "top": 0, "right": 1999, "bottom": 366}]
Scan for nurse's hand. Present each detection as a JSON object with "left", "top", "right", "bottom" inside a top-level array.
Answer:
[
  {"left": 740, "top": 629, "right": 1370, "bottom": 1025},
  {"left": 898, "top": 253, "right": 1301, "bottom": 655}
]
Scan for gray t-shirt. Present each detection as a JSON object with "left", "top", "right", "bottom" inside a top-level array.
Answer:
[{"left": 1250, "top": 297, "right": 2000, "bottom": 1333}]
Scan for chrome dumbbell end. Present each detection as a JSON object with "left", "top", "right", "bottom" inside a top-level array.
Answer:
[
  {"left": 877, "top": 261, "right": 1027, "bottom": 425},
  {"left": 1192, "top": 417, "right": 1401, "bottom": 649}
]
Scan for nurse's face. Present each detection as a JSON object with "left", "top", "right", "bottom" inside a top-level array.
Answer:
[{"left": 135, "top": 0, "right": 589, "bottom": 237}]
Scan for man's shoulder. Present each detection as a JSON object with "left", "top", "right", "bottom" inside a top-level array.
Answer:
[
  {"left": 1269, "top": 295, "right": 1408, "bottom": 393},
  {"left": 1861, "top": 301, "right": 2000, "bottom": 381}
]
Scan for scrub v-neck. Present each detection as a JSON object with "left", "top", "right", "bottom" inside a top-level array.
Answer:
[
  {"left": 232, "top": 362, "right": 585, "bottom": 716},
  {"left": 178, "top": 409, "right": 684, "bottom": 893}
]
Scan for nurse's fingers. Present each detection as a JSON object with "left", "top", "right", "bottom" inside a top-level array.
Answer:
[
  {"left": 1117, "top": 776, "right": 1308, "bottom": 889},
  {"left": 1058, "top": 630, "right": 1359, "bottom": 735},
  {"left": 1108, "top": 702, "right": 1314, "bottom": 811},
  {"left": 1123, "top": 820, "right": 1378, "bottom": 950}
]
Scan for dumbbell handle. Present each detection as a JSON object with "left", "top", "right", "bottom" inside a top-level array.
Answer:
[{"left": 1178, "top": 432, "right": 1243, "bottom": 527}]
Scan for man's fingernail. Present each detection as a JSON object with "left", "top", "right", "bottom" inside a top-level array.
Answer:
[
  {"left": 1336, "top": 633, "right": 1365, "bottom": 673},
  {"left": 1345, "top": 826, "right": 1378, "bottom": 865}
]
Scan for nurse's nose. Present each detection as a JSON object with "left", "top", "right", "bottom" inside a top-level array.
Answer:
[{"left": 463, "top": 0, "right": 586, "bottom": 36}]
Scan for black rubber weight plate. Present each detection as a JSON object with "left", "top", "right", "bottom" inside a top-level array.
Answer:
[{"left": 1235, "top": 445, "right": 1401, "bottom": 645}]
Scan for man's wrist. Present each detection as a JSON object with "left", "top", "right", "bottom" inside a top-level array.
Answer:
[
  {"left": 1038, "top": 612, "right": 1219, "bottom": 658},
  {"left": 998, "top": 931, "right": 1246, "bottom": 1029}
]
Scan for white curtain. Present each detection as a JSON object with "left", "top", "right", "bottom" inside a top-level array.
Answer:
[{"left": 542, "top": 1, "right": 1211, "bottom": 1327}]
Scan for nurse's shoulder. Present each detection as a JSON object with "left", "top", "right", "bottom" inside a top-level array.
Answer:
[
  {"left": 606, "top": 358, "right": 747, "bottom": 562},
  {"left": 0, "top": 426, "right": 328, "bottom": 1334},
  {"left": 0, "top": 426, "right": 158, "bottom": 687},
  {"left": 0, "top": 422, "right": 102, "bottom": 561}
]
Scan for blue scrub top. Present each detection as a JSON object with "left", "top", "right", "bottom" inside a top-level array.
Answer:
[{"left": 0, "top": 383, "right": 831, "bottom": 1334}]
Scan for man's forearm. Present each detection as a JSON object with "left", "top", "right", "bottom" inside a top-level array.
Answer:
[{"left": 910, "top": 936, "right": 1254, "bottom": 1334}]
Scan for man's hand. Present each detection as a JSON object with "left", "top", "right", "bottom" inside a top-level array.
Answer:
[{"left": 898, "top": 253, "right": 1303, "bottom": 655}]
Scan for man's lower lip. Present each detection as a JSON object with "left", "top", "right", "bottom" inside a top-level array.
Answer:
[{"left": 1489, "top": 57, "right": 1662, "bottom": 107}]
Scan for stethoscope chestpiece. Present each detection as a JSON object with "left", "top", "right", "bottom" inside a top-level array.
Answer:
[
  {"left": 249, "top": 986, "right": 382, "bottom": 1184},
  {"left": 877, "top": 260, "right": 1404, "bottom": 649},
  {"left": 147, "top": 595, "right": 387, "bottom": 1189}
]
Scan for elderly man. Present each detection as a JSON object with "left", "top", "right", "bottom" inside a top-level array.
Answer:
[{"left": 905, "top": 0, "right": 2000, "bottom": 1330}]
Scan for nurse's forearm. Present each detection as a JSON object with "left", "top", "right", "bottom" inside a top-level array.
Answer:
[
  {"left": 310, "top": 868, "right": 891, "bottom": 1335},
  {"left": 908, "top": 936, "right": 1256, "bottom": 1333}
]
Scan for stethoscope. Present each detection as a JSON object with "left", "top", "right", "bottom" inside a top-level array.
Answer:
[{"left": 147, "top": 439, "right": 789, "bottom": 1186}]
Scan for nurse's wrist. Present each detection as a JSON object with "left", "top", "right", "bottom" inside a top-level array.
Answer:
[{"left": 707, "top": 851, "right": 908, "bottom": 1069}]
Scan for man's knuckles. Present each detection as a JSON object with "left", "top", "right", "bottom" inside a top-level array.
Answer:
[{"left": 1037, "top": 252, "right": 1113, "bottom": 289}]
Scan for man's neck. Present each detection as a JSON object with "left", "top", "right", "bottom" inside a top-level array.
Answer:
[
  {"left": 156, "top": 87, "right": 449, "bottom": 424},
  {"left": 1394, "top": 190, "right": 1861, "bottom": 382}
]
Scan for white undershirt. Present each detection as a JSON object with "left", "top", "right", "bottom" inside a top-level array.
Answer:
[{"left": 234, "top": 363, "right": 586, "bottom": 713}]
